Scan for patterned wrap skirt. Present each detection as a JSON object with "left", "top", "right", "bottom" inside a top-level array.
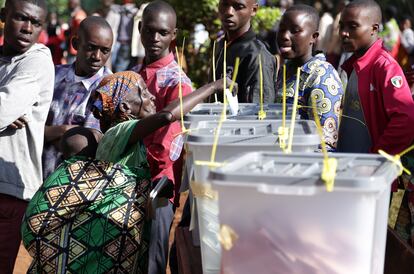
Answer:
[{"left": 21, "top": 157, "right": 151, "bottom": 274}]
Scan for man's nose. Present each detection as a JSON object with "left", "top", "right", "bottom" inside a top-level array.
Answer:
[
  {"left": 21, "top": 20, "right": 33, "bottom": 34},
  {"left": 152, "top": 32, "right": 161, "bottom": 42},
  {"left": 279, "top": 30, "right": 290, "bottom": 41},
  {"left": 91, "top": 49, "right": 102, "bottom": 61},
  {"left": 223, "top": 6, "right": 235, "bottom": 16},
  {"left": 340, "top": 27, "right": 349, "bottom": 38}
]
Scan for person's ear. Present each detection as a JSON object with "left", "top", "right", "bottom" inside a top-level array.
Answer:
[
  {"left": 312, "top": 31, "right": 319, "bottom": 43},
  {"left": 251, "top": 3, "right": 258, "bottom": 16},
  {"left": 119, "top": 101, "right": 132, "bottom": 114},
  {"left": 71, "top": 36, "right": 79, "bottom": 51},
  {"left": 372, "top": 23, "right": 380, "bottom": 35},
  {"left": 172, "top": 28, "right": 177, "bottom": 41}
]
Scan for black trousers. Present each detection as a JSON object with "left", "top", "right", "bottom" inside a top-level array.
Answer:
[{"left": 148, "top": 202, "right": 174, "bottom": 274}]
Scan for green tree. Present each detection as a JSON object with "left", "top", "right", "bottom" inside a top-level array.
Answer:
[{"left": 165, "top": 0, "right": 280, "bottom": 87}]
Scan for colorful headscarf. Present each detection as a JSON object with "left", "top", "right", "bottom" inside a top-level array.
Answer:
[{"left": 93, "top": 71, "right": 145, "bottom": 130}]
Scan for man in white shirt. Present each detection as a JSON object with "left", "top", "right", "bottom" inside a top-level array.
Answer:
[{"left": 0, "top": 0, "right": 54, "bottom": 272}]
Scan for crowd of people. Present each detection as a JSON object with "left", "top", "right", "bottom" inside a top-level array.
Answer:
[{"left": 1, "top": 0, "right": 414, "bottom": 273}]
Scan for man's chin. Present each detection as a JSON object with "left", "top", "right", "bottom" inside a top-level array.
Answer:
[
  {"left": 341, "top": 43, "right": 356, "bottom": 53},
  {"left": 86, "top": 67, "right": 102, "bottom": 76}
]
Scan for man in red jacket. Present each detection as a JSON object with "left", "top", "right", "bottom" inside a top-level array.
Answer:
[
  {"left": 131, "top": 1, "right": 192, "bottom": 273},
  {"left": 337, "top": 0, "right": 414, "bottom": 247},
  {"left": 337, "top": 0, "right": 414, "bottom": 156}
]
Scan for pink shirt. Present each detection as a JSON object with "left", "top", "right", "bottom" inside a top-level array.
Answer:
[{"left": 133, "top": 53, "right": 192, "bottom": 205}]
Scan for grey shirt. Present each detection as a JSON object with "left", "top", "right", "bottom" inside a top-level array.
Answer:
[
  {"left": 0, "top": 43, "right": 54, "bottom": 200},
  {"left": 337, "top": 70, "right": 372, "bottom": 153}
]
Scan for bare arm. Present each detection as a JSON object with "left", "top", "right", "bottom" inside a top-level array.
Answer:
[
  {"left": 127, "top": 79, "right": 234, "bottom": 145},
  {"left": 44, "top": 125, "right": 77, "bottom": 143}
]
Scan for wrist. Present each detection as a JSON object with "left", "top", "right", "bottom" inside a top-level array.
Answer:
[
  {"left": 212, "top": 80, "right": 222, "bottom": 93},
  {"left": 159, "top": 110, "right": 175, "bottom": 122}
]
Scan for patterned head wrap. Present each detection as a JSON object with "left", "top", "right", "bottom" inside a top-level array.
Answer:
[{"left": 93, "top": 71, "right": 145, "bottom": 131}]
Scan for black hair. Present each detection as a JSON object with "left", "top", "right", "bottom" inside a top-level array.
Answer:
[
  {"left": 5, "top": 0, "right": 47, "bottom": 10},
  {"left": 402, "top": 15, "right": 413, "bottom": 25},
  {"left": 60, "top": 127, "right": 101, "bottom": 159},
  {"left": 78, "top": 16, "right": 113, "bottom": 38},
  {"left": 285, "top": 4, "right": 320, "bottom": 32},
  {"left": 346, "top": 0, "right": 382, "bottom": 24},
  {"left": 384, "top": 5, "right": 397, "bottom": 20},
  {"left": 142, "top": 0, "right": 177, "bottom": 27}
]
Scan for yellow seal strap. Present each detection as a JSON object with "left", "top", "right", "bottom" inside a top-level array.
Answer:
[
  {"left": 278, "top": 64, "right": 288, "bottom": 151},
  {"left": 219, "top": 225, "right": 239, "bottom": 251},
  {"left": 258, "top": 53, "right": 266, "bottom": 120},
  {"left": 175, "top": 43, "right": 186, "bottom": 133},
  {"left": 190, "top": 181, "right": 218, "bottom": 200},
  {"left": 311, "top": 95, "right": 337, "bottom": 192},
  {"left": 285, "top": 67, "right": 301, "bottom": 154}
]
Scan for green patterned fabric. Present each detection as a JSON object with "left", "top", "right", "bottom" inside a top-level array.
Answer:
[{"left": 22, "top": 120, "right": 152, "bottom": 273}]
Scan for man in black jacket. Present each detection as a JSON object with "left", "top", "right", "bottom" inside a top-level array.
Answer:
[{"left": 215, "top": 0, "right": 277, "bottom": 103}]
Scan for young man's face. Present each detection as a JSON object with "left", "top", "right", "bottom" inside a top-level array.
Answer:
[
  {"left": 73, "top": 26, "right": 113, "bottom": 77},
  {"left": 339, "top": 7, "right": 378, "bottom": 54},
  {"left": 140, "top": 11, "right": 176, "bottom": 63},
  {"left": 218, "top": 0, "right": 257, "bottom": 37},
  {"left": 277, "top": 11, "right": 318, "bottom": 63},
  {"left": 1, "top": 1, "right": 46, "bottom": 56}
]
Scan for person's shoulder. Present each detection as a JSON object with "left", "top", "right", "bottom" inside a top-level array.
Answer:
[
  {"left": 99, "top": 120, "right": 137, "bottom": 148},
  {"left": 54, "top": 64, "right": 73, "bottom": 82},
  {"left": 16, "top": 44, "right": 53, "bottom": 72},
  {"left": 24, "top": 43, "right": 52, "bottom": 60},
  {"left": 372, "top": 48, "right": 402, "bottom": 72},
  {"left": 243, "top": 37, "right": 275, "bottom": 63},
  {"left": 105, "top": 120, "right": 136, "bottom": 135},
  {"left": 304, "top": 54, "right": 343, "bottom": 89},
  {"left": 156, "top": 60, "right": 192, "bottom": 88},
  {"left": 55, "top": 64, "right": 72, "bottom": 73},
  {"left": 313, "top": 54, "right": 339, "bottom": 73}
]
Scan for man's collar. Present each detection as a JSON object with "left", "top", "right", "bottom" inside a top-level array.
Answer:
[
  {"left": 0, "top": 43, "right": 45, "bottom": 63},
  {"left": 220, "top": 28, "right": 256, "bottom": 47},
  {"left": 143, "top": 52, "right": 174, "bottom": 70},
  {"left": 341, "top": 39, "right": 383, "bottom": 75},
  {"left": 299, "top": 53, "right": 327, "bottom": 74},
  {"left": 64, "top": 64, "right": 108, "bottom": 90}
]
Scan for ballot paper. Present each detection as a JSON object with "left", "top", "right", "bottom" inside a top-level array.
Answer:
[{"left": 224, "top": 88, "right": 239, "bottom": 115}]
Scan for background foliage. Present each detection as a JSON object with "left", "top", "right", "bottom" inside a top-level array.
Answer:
[{"left": 1, "top": 0, "right": 414, "bottom": 86}]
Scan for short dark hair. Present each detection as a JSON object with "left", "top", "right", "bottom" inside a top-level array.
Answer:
[
  {"left": 402, "top": 15, "right": 413, "bottom": 25},
  {"left": 78, "top": 16, "right": 113, "bottom": 37},
  {"left": 285, "top": 4, "right": 320, "bottom": 31},
  {"left": 346, "top": 0, "right": 382, "bottom": 24},
  {"left": 142, "top": 0, "right": 177, "bottom": 27},
  {"left": 5, "top": 0, "right": 47, "bottom": 10}
]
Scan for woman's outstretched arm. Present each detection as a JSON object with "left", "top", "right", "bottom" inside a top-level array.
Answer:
[{"left": 128, "top": 78, "right": 235, "bottom": 145}]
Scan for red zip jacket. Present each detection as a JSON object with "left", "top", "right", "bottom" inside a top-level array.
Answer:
[{"left": 341, "top": 39, "right": 414, "bottom": 156}]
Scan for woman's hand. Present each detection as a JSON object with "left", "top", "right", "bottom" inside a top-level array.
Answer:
[{"left": 212, "top": 77, "right": 238, "bottom": 95}]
